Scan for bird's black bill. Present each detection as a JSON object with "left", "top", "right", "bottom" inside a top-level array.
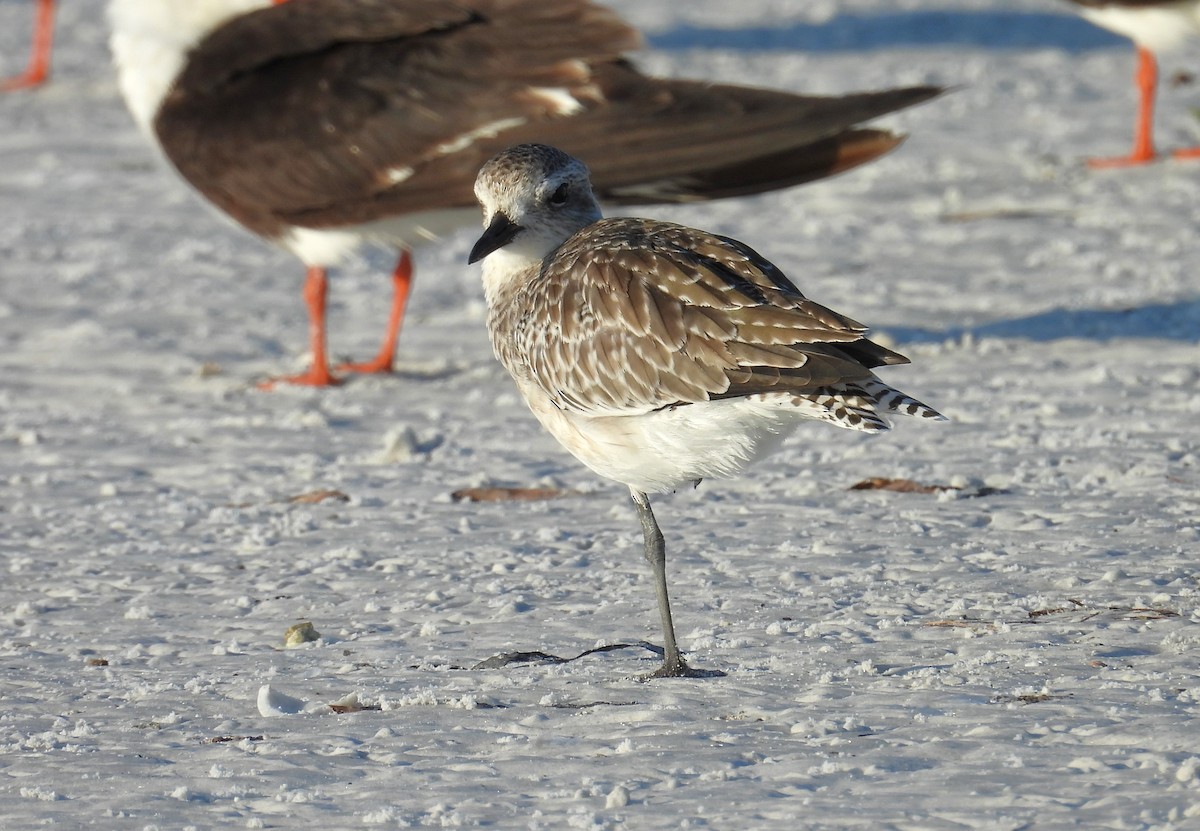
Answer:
[{"left": 468, "top": 213, "right": 522, "bottom": 264}]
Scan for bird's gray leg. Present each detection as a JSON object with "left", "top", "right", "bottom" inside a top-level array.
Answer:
[{"left": 630, "top": 489, "right": 691, "bottom": 678}]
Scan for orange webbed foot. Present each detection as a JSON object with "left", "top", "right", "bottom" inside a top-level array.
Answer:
[
  {"left": 333, "top": 353, "right": 394, "bottom": 376},
  {"left": 1086, "top": 151, "right": 1158, "bottom": 169},
  {"left": 256, "top": 366, "right": 342, "bottom": 390}
]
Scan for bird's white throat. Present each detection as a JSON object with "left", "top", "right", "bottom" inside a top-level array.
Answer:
[{"left": 480, "top": 245, "right": 545, "bottom": 306}]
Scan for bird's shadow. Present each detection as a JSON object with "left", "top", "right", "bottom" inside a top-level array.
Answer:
[
  {"left": 884, "top": 298, "right": 1200, "bottom": 345},
  {"left": 647, "top": 11, "right": 1126, "bottom": 54},
  {"left": 472, "top": 642, "right": 727, "bottom": 680}
]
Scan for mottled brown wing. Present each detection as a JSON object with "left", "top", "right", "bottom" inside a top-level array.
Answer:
[{"left": 503, "top": 218, "right": 908, "bottom": 417}]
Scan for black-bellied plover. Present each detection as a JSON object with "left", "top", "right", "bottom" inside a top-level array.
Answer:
[
  {"left": 470, "top": 144, "right": 945, "bottom": 678},
  {"left": 1064, "top": 1, "right": 1200, "bottom": 166},
  {"left": 108, "top": 0, "right": 940, "bottom": 386}
]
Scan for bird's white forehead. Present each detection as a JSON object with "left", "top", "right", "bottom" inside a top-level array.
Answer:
[{"left": 474, "top": 144, "right": 590, "bottom": 211}]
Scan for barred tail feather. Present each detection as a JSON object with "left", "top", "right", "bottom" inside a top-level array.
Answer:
[
  {"left": 764, "top": 378, "right": 944, "bottom": 435},
  {"left": 784, "top": 390, "right": 892, "bottom": 434},
  {"left": 858, "top": 379, "right": 946, "bottom": 422}
]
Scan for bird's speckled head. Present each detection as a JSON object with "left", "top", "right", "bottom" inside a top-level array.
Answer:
[{"left": 469, "top": 144, "right": 603, "bottom": 267}]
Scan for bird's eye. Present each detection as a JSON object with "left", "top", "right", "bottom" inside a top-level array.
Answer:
[{"left": 548, "top": 183, "right": 569, "bottom": 206}]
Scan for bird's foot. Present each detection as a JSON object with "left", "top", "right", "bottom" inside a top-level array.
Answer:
[
  {"left": 1171, "top": 146, "right": 1200, "bottom": 160},
  {"left": 641, "top": 656, "right": 725, "bottom": 681},
  {"left": 1, "top": 68, "right": 48, "bottom": 91},
  {"left": 1086, "top": 151, "right": 1157, "bottom": 169},
  {"left": 256, "top": 366, "right": 341, "bottom": 390},
  {"left": 333, "top": 354, "right": 393, "bottom": 375}
]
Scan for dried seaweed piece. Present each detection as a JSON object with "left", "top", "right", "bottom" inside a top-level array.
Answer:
[
  {"left": 286, "top": 489, "right": 350, "bottom": 504},
  {"left": 203, "top": 735, "right": 264, "bottom": 744},
  {"left": 1028, "top": 599, "right": 1085, "bottom": 618},
  {"left": 849, "top": 477, "right": 955, "bottom": 494},
  {"left": 451, "top": 486, "right": 574, "bottom": 502},
  {"left": 991, "top": 692, "right": 1071, "bottom": 705}
]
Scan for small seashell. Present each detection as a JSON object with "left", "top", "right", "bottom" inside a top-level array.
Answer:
[{"left": 283, "top": 621, "right": 320, "bottom": 647}]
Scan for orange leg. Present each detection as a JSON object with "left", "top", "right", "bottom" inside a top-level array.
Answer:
[
  {"left": 1, "top": 0, "right": 55, "bottom": 91},
  {"left": 258, "top": 266, "right": 341, "bottom": 389},
  {"left": 335, "top": 250, "right": 414, "bottom": 375},
  {"left": 1089, "top": 46, "right": 1158, "bottom": 169}
]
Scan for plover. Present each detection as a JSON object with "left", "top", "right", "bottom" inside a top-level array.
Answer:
[
  {"left": 470, "top": 144, "right": 945, "bottom": 678},
  {"left": 1065, "top": 1, "right": 1200, "bottom": 166},
  {"left": 2, "top": 0, "right": 55, "bottom": 91},
  {"left": 107, "top": 0, "right": 940, "bottom": 386}
]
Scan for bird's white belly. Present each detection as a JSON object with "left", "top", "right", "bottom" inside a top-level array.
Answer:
[
  {"left": 281, "top": 208, "right": 479, "bottom": 266},
  {"left": 1079, "top": 2, "right": 1200, "bottom": 51},
  {"left": 519, "top": 382, "right": 801, "bottom": 494}
]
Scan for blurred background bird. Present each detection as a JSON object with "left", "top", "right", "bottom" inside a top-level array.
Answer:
[{"left": 1063, "top": 0, "right": 1200, "bottom": 166}]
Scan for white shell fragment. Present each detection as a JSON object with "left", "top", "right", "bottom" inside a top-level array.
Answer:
[{"left": 283, "top": 621, "right": 320, "bottom": 647}]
